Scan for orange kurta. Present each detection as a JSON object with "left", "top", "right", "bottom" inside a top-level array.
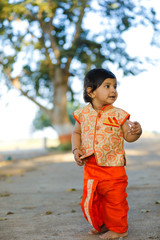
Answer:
[
  {"left": 73, "top": 103, "right": 130, "bottom": 166},
  {"left": 81, "top": 155, "right": 129, "bottom": 233}
]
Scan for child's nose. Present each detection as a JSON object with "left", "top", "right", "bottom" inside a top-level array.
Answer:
[{"left": 111, "top": 86, "right": 116, "bottom": 92}]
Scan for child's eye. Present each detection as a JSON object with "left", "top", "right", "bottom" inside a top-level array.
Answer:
[
  {"left": 105, "top": 85, "right": 109, "bottom": 88},
  {"left": 114, "top": 85, "right": 117, "bottom": 89}
]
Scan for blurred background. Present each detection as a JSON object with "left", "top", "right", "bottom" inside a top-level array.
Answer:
[{"left": 0, "top": 0, "right": 160, "bottom": 154}]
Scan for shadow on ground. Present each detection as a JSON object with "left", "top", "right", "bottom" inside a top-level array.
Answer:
[{"left": 0, "top": 138, "right": 160, "bottom": 240}]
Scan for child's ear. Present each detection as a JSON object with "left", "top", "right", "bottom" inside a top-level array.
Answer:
[{"left": 86, "top": 87, "right": 95, "bottom": 98}]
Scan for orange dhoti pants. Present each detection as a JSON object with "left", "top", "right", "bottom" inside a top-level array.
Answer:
[{"left": 81, "top": 155, "right": 129, "bottom": 233}]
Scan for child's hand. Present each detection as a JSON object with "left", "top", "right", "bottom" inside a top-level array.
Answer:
[
  {"left": 127, "top": 120, "right": 142, "bottom": 135},
  {"left": 73, "top": 149, "right": 85, "bottom": 166}
]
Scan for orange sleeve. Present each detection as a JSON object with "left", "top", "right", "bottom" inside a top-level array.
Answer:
[
  {"left": 117, "top": 109, "right": 130, "bottom": 126},
  {"left": 73, "top": 109, "right": 81, "bottom": 124}
]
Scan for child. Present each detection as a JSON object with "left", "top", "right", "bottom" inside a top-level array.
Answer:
[{"left": 71, "top": 68, "right": 142, "bottom": 239}]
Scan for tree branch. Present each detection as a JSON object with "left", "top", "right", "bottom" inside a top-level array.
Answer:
[
  {"left": 49, "top": 18, "right": 61, "bottom": 62},
  {"left": 19, "top": 88, "right": 53, "bottom": 118},
  {"left": 39, "top": 19, "right": 60, "bottom": 64},
  {"left": 3, "top": 69, "right": 53, "bottom": 119},
  {"left": 65, "top": 0, "right": 87, "bottom": 73},
  {"left": 39, "top": 33, "right": 55, "bottom": 81}
]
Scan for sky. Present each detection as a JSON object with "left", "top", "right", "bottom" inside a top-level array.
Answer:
[{"left": 0, "top": 1, "right": 160, "bottom": 141}]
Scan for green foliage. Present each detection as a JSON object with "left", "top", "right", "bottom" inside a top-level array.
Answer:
[
  {"left": 57, "top": 142, "right": 72, "bottom": 151},
  {"left": 32, "top": 109, "right": 52, "bottom": 131},
  {"left": 48, "top": 142, "right": 72, "bottom": 152},
  {"left": 0, "top": 0, "right": 159, "bottom": 131},
  {"left": 1, "top": 1, "right": 159, "bottom": 90}
]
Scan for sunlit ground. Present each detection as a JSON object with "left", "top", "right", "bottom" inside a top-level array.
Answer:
[{"left": 0, "top": 131, "right": 160, "bottom": 179}]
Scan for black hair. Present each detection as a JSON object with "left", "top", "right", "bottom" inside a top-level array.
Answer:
[{"left": 83, "top": 68, "right": 116, "bottom": 103}]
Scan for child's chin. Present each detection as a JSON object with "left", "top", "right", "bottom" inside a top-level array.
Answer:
[{"left": 108, "top": 98, "right": 116, "bottom": 103}]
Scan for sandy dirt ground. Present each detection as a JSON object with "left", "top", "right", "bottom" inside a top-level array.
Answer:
[{"left": 0, "top": 137, "right": 160, "bottom": 240}]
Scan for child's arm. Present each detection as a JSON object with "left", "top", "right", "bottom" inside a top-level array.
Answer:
[
  {"left": 122, "top": 119, "right": 142, "bottom": 142},
  {"left": 71, "top": 121, "right": 84, "bottom": 166}
]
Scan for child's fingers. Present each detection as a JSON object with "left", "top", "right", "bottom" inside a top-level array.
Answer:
[
  {"left": 127, "top": 120, "right": 140, "bottom": 130},
  {"left": 76, "top": 160, "right": 84, "bottom": 166},
  {"left": 132, "top": 121, "right": 139, "bottom": 125},
  {"left": 128, "top": 120, "right": 139, "bottom": 127},
  {"left": 73, "top": 149, "right": 89, "bottom": 166},
  {"left": 74, "top": 150, "right": 84, "bottom": 166},
  {"left": 76, "top": 157, "right": 87, "bottom": 166},
  {"left": 75, "top": 149, "right": 83, "bottom": 156},
  {"left": 131, "top": 122, "right": 141, "bottom": 131},
  {"left": 129, "top": 126, "right": 142, "bottom": 135},
  {"left": 127, "top": 120, "right": 134, "bottom": 133},
  {"left": 127, "top": 120, "right": 142, "bottom": 135},
  {"left": 75, "top": 157, "right": 83, "bottom": 165}
]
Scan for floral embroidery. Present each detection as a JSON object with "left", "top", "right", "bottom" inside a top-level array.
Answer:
[{"left": 73, "top": 103, "right": 130, "bottom": 166}]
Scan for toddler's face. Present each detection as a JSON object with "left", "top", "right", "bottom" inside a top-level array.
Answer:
[{"left": 91, "top": 78, "right": 118, "bottom": 107}]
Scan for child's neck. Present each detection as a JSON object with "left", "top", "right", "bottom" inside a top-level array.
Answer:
[
  {"left": 91, "top": 102, "right": 107, "bottom": 112},
  {"left": 93, "top": 107, "right": 102, "bottom": 113}
]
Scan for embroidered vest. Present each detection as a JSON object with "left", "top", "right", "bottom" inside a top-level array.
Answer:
[{"left": 73, "top": 103, "right": 130, "bottom": 166}]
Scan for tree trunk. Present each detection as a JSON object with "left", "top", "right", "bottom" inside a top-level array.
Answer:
[{"left": 52, "top": 68, "right": 73, "bottom": 145}]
